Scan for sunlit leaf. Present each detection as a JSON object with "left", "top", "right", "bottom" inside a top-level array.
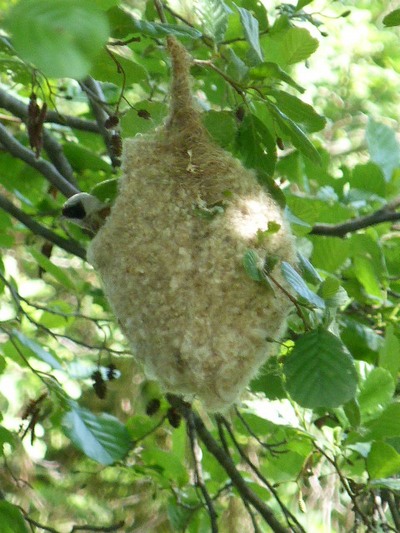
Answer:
[
  {"left": 236, "top": 6, "right": 264, "bottom": 63},
  {"left": 250, "top": 63, "right": 305, "bottom": 93},
  {"left": 365, "top": 403, "right": 400, "bottom": 440},
  {"left": 62, "top": 402, "right": 131, "bottom": 465},
  {"left": 383, "top": 9, "right": 400, "bottom": 27},
  {"left": 367, "top": 441, "right": 400, "bottom": 479},
  {"left": 195, "top": 0, "right": 229, "bottom": 42},
  {"left": 284, "top": 329, "right": 358, "bottom": 408},
  {"left": 28, "top": 248, "right": 75, "bottom": 290},
  {"left": 243, "top": 249, "right": 262, "bottom": 282},
  {"left": 358, "top": 368, "right": 395, "bottom": 422},
  {"left": 0, "top": 501, "right": 29, "bottom": 533},
  {"left": 281, "top": 27, "right": 318, "bottom": 65},
  {"left": 5, "top": 0, "right": 110, "bottom": 79},
  {"left": 379, "top": 325, "right": 400, "bottom": 381},
  {"left": 366, "top": 119, "right": 400, "bottom": 181},
  {"left": 281, "top": 261, "right": 325, "bottom": 308},
  {"left": 12, "top": 329, "right": 63, "bottom": 370},
  {"left": 268, "top": 103, "right": 321, "bottom": 164},
  {"left": 237, "top": 114, "right": 277, "bottom": 181}
]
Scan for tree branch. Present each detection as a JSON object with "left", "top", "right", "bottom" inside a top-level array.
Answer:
[
  {"left": 217, "top": 415, "right": 306, "bottom": 533},
  {"left": 187, "top": 411, "right": 219, "bottom": 532},
  {"left": 0, "top": 88, "right": 100, "bottom": 133},
  {"left": 0, "top": 193, "right": 86, "bottom": 259},
  {"left": 167, "top": 396, "right": 290, "bottom": 533},
  {"left": 0, "top": 123, "right": 79, "bottom": 198},
  {"left": 42, "top": 129, "right": 76, "bottom": 185},
  {"left": 80, "top": 77, "right": 118, "bottom": 166},
  {"left": 310, "top": 199, "right": 400, "bottom": 237}
]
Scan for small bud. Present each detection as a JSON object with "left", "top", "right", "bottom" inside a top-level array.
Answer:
[
  {"left": 137, "top": 109, "right": 151, "bottom": 120},
  {"left": 146, "top": 398, "right": 161, "bottom": 416},
  {"left": 105, "top": 115, "right": 119, "bottom": 129}
]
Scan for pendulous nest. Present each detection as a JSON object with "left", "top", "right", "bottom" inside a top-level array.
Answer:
[{"left": 87, "top": 37, "right": 296, "bottom": 411}]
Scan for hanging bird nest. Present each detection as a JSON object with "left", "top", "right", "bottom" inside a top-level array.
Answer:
[{"left": 87, "top": 37, "right": 296, "bottom": 412}]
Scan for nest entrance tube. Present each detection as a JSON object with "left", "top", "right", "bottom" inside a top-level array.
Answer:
[{"left": 87, "top": 37, "right": 296, "bottom": 412}]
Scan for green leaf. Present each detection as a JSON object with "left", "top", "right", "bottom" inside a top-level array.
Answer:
[
  {"left": 126, "top": 414, "right": 159, "bottom": 441},
  {"left": 93, "top": 0, "right": 119, "bottom": 8},
  {"left": 365, "top": 404, "right": 400, "bottom": 440},
  {"left": 366, "top": 119, "right": 400, "bottom": 181},
  {"left": 142, "top": 448, "right": 189, "bottom": 486},
  {"left": 236, "top": 6, "right": 264, "bottom": 63},
  {"left": 62, "top": 403, "right": 131, "bottom": 465},
  {"left": 90, "top": 50, "right": 147, "bottom": 86},
  {"left": 195, "top": 0, "right": 229, "bottom": 42},
  {"left": 0, "top": 355, "right": 6, "bottom": 376},
  {"left": 358, "top": 368, "right": 395, "bottom": 422},
  {"left": 281, "top": 27, "right": 318, "bottom": 65},
  {"left": 63, "top": 144, "right": 112, "bottom": 173},
  {"left": 236, "top": 114, "right": 277, "bottom": 180},
  {"left": 379, "top": 325, "right": 400, "bottom": 382},
  {"left": 367, "top": 441, "right": 400, "bottom": 479},
  {"left": 319, "top": 277, "right": 349, "bottom": 308},
  {"left": 5, "top": 0, "right": 110, "bottom": 79},
  {"left": 383, "top": 9, "right": 400, "bottom": 27},
  {"left": 298, "top": 252, "right": 322, "bottom": 284},
  {"left": 284, "top": 329, "right": 358, "bottom": 408},
  {"left": 131, "top": 19, "right": 201, "bottom": 39},
  {"left": 28, "top": 248, "right": 75, "bottom": 290},
  {"left": 281, "top": 261, "right": 325, "bottom": 308},
  {"left": 340, "top": 317, "right": 383, "bottom": 363},
  {"left": 311, "top": 237, "right": 351, "bottom": 272},
  {"left": 268, "top": 103, "right": 321, "bottom": 164},
  {"left": 249, "top": 63, "right": 305, "bottom": 93},
  {"left": 250, "top": 357, "right": 287, "bottom": 399},
  {"left": 12, "top": 329, "right": 63, "bottom": 370},
  {"left": 120, "top": 102, "right": 168, "bottom": 137},
  {"left": 243, "top": 250, "right": 262, "bottom": 282},
  {"left": 370, "top": 479, "right": 400, "bottom": 490},
  {"left": 0, "top": 426, "right": 15, "bottom": 455},
  {"left": 350, "top": 163, "right": 386, "bottom": 197},
  {"left": 203, "top": 110, "right": 237, "bottom": 150},
  {"left": 296, "top": 0, "right": 313, "bottom": 9},
  {"left": 269, "top": 90, "right": 326, "bottom": 133},
  {"left": 343, "top": 398, "right": 361, "bottom": 428},
  {"left": 167, "top": 501, "right": 194, "bottom": 531},
  {"left": 91, "top": 178, "right": 119, "bottom": 205},
  {"left": 0, "top": 501, "right": 29, "bottom": 533},
  {"left": 353, "top": 255, "right": 383, "bottom": 301}
]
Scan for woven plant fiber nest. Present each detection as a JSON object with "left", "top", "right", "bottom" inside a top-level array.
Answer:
[{"left": 87, "top": 37, "right": 296, "bottom": 411}]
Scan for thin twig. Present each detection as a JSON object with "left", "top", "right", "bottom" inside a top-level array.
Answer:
[
  {"left": 22, "top": 513, "right": 59, "bottom": 533},
  {"left": 383, "top": 491, "right": 400, "bottom": 531},
  {"left": 194, "top": 59, "right": 245, "bottom": 97},
  {"left": 42, "top": 129, "right": 77, "bottom": 185},
  {"left": 0, "top": 88, "right": 100, "bottom": 132},
  {"left": 265, "top": 271, "right": 310, "bottom": 331},
  {"left": 314, "top": 443, "right": 373, "bottom": 529},
  {"left": 71, "top": 521, "right": 125, "bottom": 532},
  {"left": 217, "top": 416, "right": 306, "bottom": 533},
  {"left": 0, "top": 123, "right": 79, "bottom": 197},
  {"left": 154, "top": 0, "right": 167, "bottom": 23},
  {"left": 187, "top": 411, "right": 219, "bottom": 532},
  {"left": 311, "top": 198, "right": 400, "bottom": 237},
  {"left": 167, "top": 395, "right": 289, "bottom": 533},
  {"left": 241, "top": 496, "right": 262, "bottom": 533},
  {"left": 234, "top": 407, "right": 287, "bottom": 457},
  {"left": 80, "top": 77, "right": 117, "bottom": 166},
  {"left": 0, "top": 193, "right": 86, "bottom": 259}
]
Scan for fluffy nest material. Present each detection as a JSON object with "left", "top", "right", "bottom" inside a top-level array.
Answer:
[{"left": 87, "top": 37, "right": 296, "bottom": 412}]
